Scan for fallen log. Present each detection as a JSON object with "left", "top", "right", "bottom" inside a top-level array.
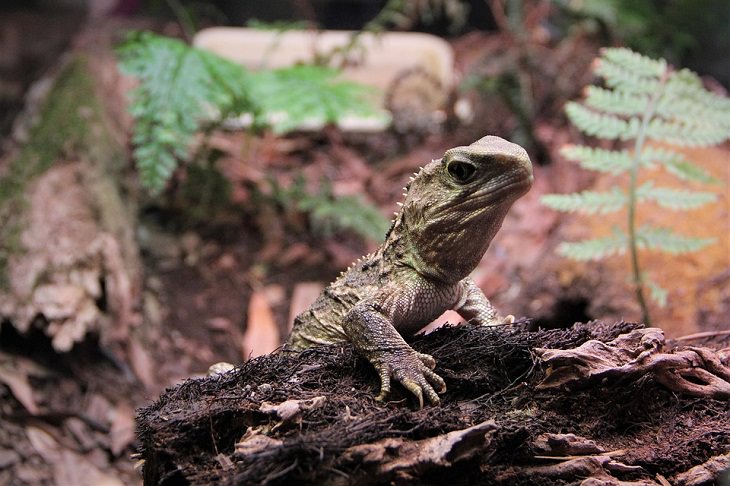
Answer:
[
  {"left": 0, "top": 25, "right": 141, "bottom": 353},
  {"left": 136, "top": 321, "right": 730, "bottom": 485}
]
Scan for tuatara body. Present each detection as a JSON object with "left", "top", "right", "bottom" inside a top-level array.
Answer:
[{"left": 287, "top": 136, "right": 533, "bottom": 407}]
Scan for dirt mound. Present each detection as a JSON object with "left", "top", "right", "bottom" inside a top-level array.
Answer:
[{"left": 137, "top": 321, "right": 730, "bottom": 485}]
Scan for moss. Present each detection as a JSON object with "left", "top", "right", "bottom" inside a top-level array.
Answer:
[{"left": 0, "top": 56, "right": 122, "bottom": 288}]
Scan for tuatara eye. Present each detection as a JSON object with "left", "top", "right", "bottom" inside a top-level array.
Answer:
[{"left": 447, "top": 161, "right": 477, "bottom": 183}]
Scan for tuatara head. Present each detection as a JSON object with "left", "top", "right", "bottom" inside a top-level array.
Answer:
[{"left": 392, "top": 135, "right": 533, "bottom": 282}]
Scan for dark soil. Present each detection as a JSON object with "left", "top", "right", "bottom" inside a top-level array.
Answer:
[{"left": 137, "top": 321, "right": 730, "bottom": 485}]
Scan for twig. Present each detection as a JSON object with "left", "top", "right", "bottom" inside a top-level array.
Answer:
[
  {"left": 165, "top": 0, "right": 196, "bottom": 43},
  {"left": 534, "top": 449, "right": 626, "bottom": 461},
  {"left": 675, "top": 330, "right": 730, "bottom": 342}
]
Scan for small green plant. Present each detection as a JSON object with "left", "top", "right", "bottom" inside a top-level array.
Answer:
[
  {"left": 541, "top": 47, "right": 730, "bottom": 325},
  {"left": 265, "top": 176, "right": 389, "bottom": 241},
  {"left": 117, "top": 31, "right": 380, "bottom": 195},
  {"left": 319, "top": 0, "right": 468, "bottom": 67},
  {"left": 365, "top": 0, "right": 468, "bottom": 33}
]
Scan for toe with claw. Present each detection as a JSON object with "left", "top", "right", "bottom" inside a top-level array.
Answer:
[{"left": 372, "top": 349, "right": 446, "bottom": 408}]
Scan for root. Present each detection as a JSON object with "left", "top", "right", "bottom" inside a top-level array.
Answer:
[{"left": 535, "top": 328, "right": 730, "bottom": 400}]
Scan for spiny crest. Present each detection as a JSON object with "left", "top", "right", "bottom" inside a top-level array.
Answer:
[
  {"left": 384, "top": 160, "right": 434, "bottom": 240},
  {"left": 340, "top": 253, "right": 373, "bottom": 278}
]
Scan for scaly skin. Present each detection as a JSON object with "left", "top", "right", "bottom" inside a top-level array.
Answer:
[{"left": 287, "top": 136, "right": 533, "bottom": 407}]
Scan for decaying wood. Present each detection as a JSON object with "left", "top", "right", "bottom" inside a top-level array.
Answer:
[
  {"left": 136, "top": 322, "right": 730, "bottom": 485},
  {"left": 531, "top": 433, "right": 605, "bottom": 456},
  {"left": 501, "top": 454, "right": 648, "bottom": 485},
  {"left": 336, "top": 420, "right": 498, "bottom": 481},
  {"left": 674, "top": 453, "right": 730, "bottom": 486},
  {"left": 535, "top": 328, "right": 730, "bottom": 400},
  {"left": 0, "top": 29, "right": 141, "bottom": 352}
]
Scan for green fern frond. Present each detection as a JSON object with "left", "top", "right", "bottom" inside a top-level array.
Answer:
[
  {"left": 600, "top": 48, "right": 667, "bottom": 79},
  {"left": 541, "top": 189, "right": 626, "bottom": 214},
  {"left": 658, "top": 70, "right": 730, "bottom": 132},
  {"left": 545, "top": 47, "right": 727, "bottom": 326},
  {"left": 584, "top": 86, "right": 649, "bottom": 116},
  {"left": 636, "top": 225, "right": 716, "bottom": 254},
  {"left": 557, "top": 232, "right": 627, "bottom": 261},
  {"left": 119, "top": 32, "right": 382, "bottom": 194},
  {"left": 561, "top": 145, "right": 638, "bottom": 174},
  {"left": 118, "top": 32, "right": 252, "bottom": 194},
  {"left": 565, "top": 103, "right": 640, "bottom": 140},
  {"left": 249, "top": 66, "right": 382, "bottom": 134},
  {"left": 637, "top": 182, "right": 716, "bottom": 210},
  {"left": 641, "top": 147, "right": 718, "bottom": 184}
]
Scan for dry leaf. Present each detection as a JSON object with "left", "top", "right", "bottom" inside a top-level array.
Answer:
[
  {"left": 235, "top": 428, "right": 283, "bottom": 458},
  {"left": 108, "top": 403, "right": 136, "bottom": 457},
  {"left": 288, "top": 282, "right": 324, "bottom": 331},
  {"left": 263, "top": 284, "right": 285, "bottom": 306},
  {"left": 206, "top": 317, "right": 233, "bottom": 331},
  {"left": 65, "top": 417, "right": 97, "bottom": 451},
  {"left": 242, "top": 291, "right": 280, "bottom": 359},
  {"left": 278, "top": 242, "right": 314, "bottom": 267},
  {"left": 128, "top": 335, "right": 155, "bottom": 390},
  {"left": 0, "top": 365, "right": 39, "bottom": 414},
  {"left": 0, "top": 449, "right": 20, "bottom": 469},
  {"left": 339, "top": 420, "right": 498, "bottom": 474},
  {"left": 26, "top": 426, "right": 61, "bottom": 462}
]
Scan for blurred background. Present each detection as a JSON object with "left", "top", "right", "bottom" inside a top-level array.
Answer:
[{"left": 0, "top": 1, "right": 728, "bottom": 484}]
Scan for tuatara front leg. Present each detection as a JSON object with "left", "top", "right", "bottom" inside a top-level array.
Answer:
[
  {"left": 344, "top": 300, "right": 446, "bottom": 407},
  {"left": 455, "top": 277, "right": 515, "bottom": 325},
  {"left": 342, "top": 274, "right": 457, "bottom": 407}
]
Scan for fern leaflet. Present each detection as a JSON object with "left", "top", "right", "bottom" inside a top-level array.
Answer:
[
  {"left": 645, "top": 277, "right": 668, "bottom": 308},
  {"left": 562, "top": 146, "right": 636, "bottom": 174},
  {"left": 565, "top": 103, "right": 640, "bottom": 140},
  {"left": 641, "top": 147, "right": 717, "bottom": 184},
  {"left": 636, "top": 226, "right": 716, "bottom": 254},
  {"left": 600, "top": 47, "right": 667, "bottom": 78},
  {"left": 584, "top": 86, "right": 649, "bottom": 116},
  {"left": 266, "top": 176, "right": 389, "bottom": 241},
  {"left": 636, "top": 182, "right": 717, "bottom": 210},
  {"left": 593, "top": 58, "right": 661, "bottom": 94},
  {"left": 557, "top": 231, "right": 627, "bottom": 261},
  {"left": 541, "top": 189, "right": 626, "bottom": 214}
]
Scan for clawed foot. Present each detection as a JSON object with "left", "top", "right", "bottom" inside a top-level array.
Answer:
[{"left": 372, "top": 349, "right": 446, "bottom": 408}]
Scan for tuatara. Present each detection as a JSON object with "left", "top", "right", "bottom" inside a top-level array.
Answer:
[{"left": 287, "top": 136, "right": 533, "bottom": 407}]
